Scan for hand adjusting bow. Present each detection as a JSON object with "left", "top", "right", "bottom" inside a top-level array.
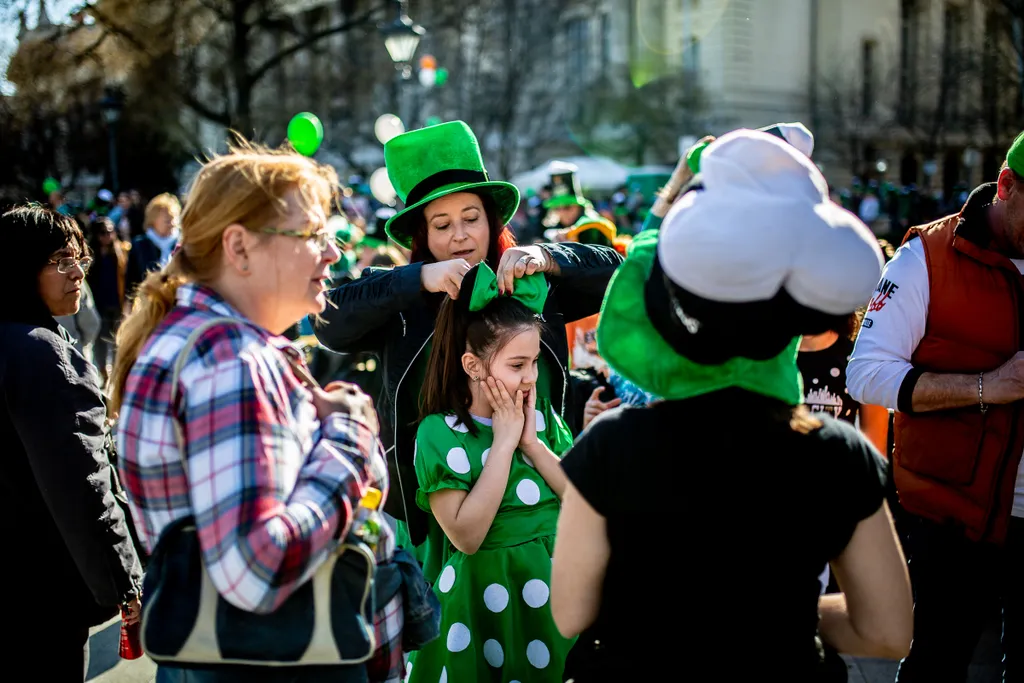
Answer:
[{"left": 467, "top": 262, "right": 547, "bottom": 314}]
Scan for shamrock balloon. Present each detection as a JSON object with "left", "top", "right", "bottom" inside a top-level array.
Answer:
[{"left": 287, "top": 112, "right": 324, "bottom": 157}]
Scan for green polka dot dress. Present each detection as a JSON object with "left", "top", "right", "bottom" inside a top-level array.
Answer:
[{"left": 406, "top": 399, "right": 575, "bottom": 683}]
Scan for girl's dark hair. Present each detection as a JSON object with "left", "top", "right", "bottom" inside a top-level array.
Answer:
[
  {"left": 0, "top": 204, "right": 87, "bottom": 323},
  {"left": 410, "top": 191, "right": 518, "bottom": 267},
  {"left": 420, "top": 267, "right": 542, "bottom": 434}
]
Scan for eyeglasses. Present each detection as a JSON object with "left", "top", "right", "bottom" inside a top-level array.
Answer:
[
  {"left": 48, "top": 256, "right": 93, "bottom": 274},
  {"left": 257, "top": 228, "right": 335, "bottom": 253}
]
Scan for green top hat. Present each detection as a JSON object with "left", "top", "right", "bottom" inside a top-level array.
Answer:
[
  {"left": 383, "top": 121, "right": 520, "bottom": 249},
  {"left": 543, "top": 163, "right": 587, "bottom": 209}
]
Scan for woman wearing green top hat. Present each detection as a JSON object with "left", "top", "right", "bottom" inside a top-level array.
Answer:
[{"left": 313, "top": 121, "right": 622, "bottom": 550}]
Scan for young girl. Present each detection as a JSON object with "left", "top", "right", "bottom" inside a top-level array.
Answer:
[{"left": 407, "top": 263, "right": 575, "bottom": 683}]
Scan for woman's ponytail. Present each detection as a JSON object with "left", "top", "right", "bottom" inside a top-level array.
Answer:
[{"left": 108, "top": 251, "right": 189, "bottom": 415}]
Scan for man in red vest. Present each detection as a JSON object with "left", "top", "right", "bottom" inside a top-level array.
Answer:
[{"left": 848, "top": 133, "right": 1024, "bottom": 682}]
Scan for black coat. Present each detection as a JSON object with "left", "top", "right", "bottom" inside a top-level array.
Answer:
[
  {"left": 314, "top": 243, "right": 623, "bottom": 543},
  {"left": 0, "top": 317, "right": 142, "bottom": 625},
  {"left": 125, "top": 234, "right": 175, "bottom": 302}
]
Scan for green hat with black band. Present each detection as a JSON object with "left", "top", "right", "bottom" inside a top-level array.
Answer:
[
  {"left": 543, "top": 162, "right": 588, "bottom": 209},
  {"left": 383, "top": 121, "right": 520, "bottom": 249}
]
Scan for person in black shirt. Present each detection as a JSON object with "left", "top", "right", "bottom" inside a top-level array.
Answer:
[
  {"left": 798, "top": 312, "right": 889, "bottom": 455},
  {"left": 550, "top": 130, "right": 912, "bottom": 681}
]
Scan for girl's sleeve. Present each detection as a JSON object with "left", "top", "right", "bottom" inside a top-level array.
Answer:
[
  {"left": 545, "top": 405, "right": 575, "bottom": 458},
  {"left": 414, "top": 414, "right": 475, "bottom": 512}
]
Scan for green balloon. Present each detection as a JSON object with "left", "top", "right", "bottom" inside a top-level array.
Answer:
[
  {"left": 42, "top": 177, "right": 60, "bottom": 195},
  {"left": 434, "top": 68, "right": 449, "bottom": 86},
  {"left": 287, "top": 112, "right": 324, "bottom": 157},
  {"left": 425, "top": 116, "right": 443, "bottom": 127}
]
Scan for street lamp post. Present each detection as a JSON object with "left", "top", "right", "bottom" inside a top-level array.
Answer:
[
  {"left": 379, "top": 0, "right": 425, "bottom": 128},
  {"left": 99, "top": 86, "right": 124, "bottom": 193}
]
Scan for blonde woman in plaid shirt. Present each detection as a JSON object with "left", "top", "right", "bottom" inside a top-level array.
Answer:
[{"left": 109, "top": 143, "right": 403, "bottom": 683}]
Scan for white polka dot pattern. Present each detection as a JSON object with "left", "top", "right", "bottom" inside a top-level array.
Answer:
[
  {"left": 445, "top": 414, "right": 469, "bottom": 433},
  {"left": 527, "top": 640, "right": 550, "bottom": 668},
  {"left": 483, "top": 583, "right": 509, "bottom": 612},
  {"left": 483, "top": 639, "right": 504, "bottom": 667},
  {"left": 446, "top": 623, "right": 471, "bottom": 652},
  {"left": 516, "top": 479, "right": 541, "bottom": 505},
  {"left": 522, "top": 579, "right": 550, "bottom": 608},
  {"left": 437, "top": 565, "right": 455, "bottom": 593},
  {"left": 446, "top": 447, "right": 471, "bottom": 474}
]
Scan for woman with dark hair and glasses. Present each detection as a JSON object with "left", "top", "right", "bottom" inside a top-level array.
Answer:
[{"left": 0, "top": 205, "right": 142, "bottom": 678}]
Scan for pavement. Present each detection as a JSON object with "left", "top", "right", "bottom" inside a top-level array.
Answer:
[
  {"left": 843, "top": 617, "right": 1001, "bottom": 683},
  {"left": 83, "top": 618, "right": 1004, "bottom": 683},
  {"left": 86, "top": 618, "right": 155, "bottom": 683}
]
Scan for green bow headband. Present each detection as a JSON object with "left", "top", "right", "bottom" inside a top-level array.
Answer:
[{"left": 467, "top": 262, "right": 547, "bottom": 314}]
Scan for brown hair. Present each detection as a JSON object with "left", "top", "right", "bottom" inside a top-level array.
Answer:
[
  {"left": 144, "top": 192, "right": 182, "bottom": 228},
  {"left": 410, "top": 191, "right": 517, "bottom": 266},
  {"left": 109, "top": 139, "right": 338, "bottom": 414},
  {"left": 420, "top": 275, "right": 542, "bottom": 435}
]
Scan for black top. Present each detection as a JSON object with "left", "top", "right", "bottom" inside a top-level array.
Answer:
[
  {"left": 560, "top": 389, "right": 886, "bottom": 681},
  {"left": 798, "top": 336, "right": 860, "bottom": 424},
  {"left": 0, "top": 318, "right": 142, "bottom": 625}
]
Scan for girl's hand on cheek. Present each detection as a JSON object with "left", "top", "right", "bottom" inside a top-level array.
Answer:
[
  {"left": 519, "top": 386, "right": 540, "bottom": 450},
  {"left": 483, "top": 377, "right": 525, "bottom": 452}
]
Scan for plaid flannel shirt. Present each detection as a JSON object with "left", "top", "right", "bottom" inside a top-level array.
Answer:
[{"left": 117, "top": 283, "right": 394, "bottom": 614}]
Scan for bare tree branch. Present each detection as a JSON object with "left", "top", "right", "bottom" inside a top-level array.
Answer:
[{"left": 247, "top": 1, "right": 388, "bottom": 86}]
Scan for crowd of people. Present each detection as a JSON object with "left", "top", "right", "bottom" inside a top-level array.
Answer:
[{"left": 5, "top": 116, "right": 1024, "bottom": 683}]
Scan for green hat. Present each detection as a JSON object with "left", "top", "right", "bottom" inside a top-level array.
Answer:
[
  {"left": 543, "top": 163, "right": 587, "bottom": 209},
  {"left": 597, "top": 129, "right": 882, "bottom": 404},
  {"left": 383, "top": 121, "right": 520, "bottom": 248},
  {"left": 1007, "top": 130, "right": 1024, "bottom": 176}
]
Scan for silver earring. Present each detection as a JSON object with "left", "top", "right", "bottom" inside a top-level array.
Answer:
[{"left": 242, "top": 263, "right": 249, "bottom": 271}]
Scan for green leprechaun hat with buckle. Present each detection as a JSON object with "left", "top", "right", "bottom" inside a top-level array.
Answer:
[
  {"left": 543, "top": 162, "right": 588, "bottom": 209},
  {"left": 383, "top": 121, "right": 520, "bottom": 248}
]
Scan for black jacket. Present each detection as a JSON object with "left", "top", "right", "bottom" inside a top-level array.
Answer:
[
  {"left": 0, "top": 317, "right": 142, "bottom": 624},
  {"left": 125, "top": 233, "right": 176, "bottom": 302},
  {"left": 314, "top": 243, "right": 622, "bottom": 543}
]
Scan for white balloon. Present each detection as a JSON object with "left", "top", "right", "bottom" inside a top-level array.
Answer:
[
  {"left": 418, "top": 68, "right": 436, "bottom": 88},
  {"left": 374, "top": 114, "right": 405, "bottom": 145},
  {"left": 369, "top": 167, "right": 397, "bottom": 206}
]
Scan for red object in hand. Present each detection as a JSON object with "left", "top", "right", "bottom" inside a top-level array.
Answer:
[{"left": 119, "top": 617, "right": 143, "bottom": 660}]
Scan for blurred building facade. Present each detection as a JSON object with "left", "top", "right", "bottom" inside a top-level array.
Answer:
[{"left": 6, "top": 0, "right": 1023, "bottom": 197}]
